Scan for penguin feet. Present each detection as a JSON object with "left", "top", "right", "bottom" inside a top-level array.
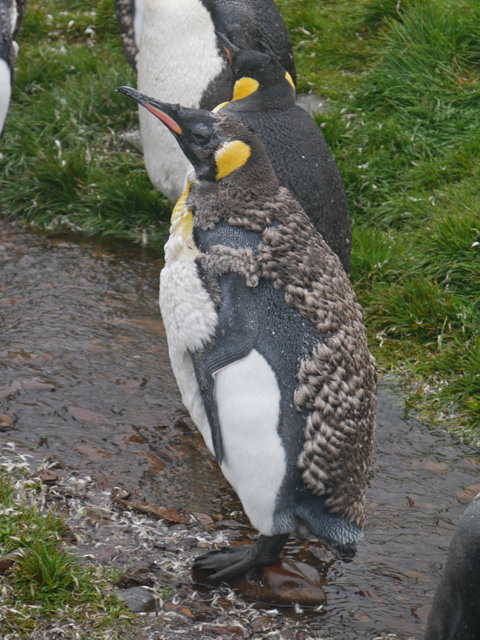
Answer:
[{"left": 192, "top": 533, "right": 289, "bottom": 584}]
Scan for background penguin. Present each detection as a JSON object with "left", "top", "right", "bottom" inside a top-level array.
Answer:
[
  {"left": 0, "top": 0, "right": 26, "bottom": 137},
  {"left": 117, "top": 85, "right": 377, "bottom": 582},
  {"left": 425, "top": 495, "right": 480, "bottom": 640},
  {"left": 215, "top": 37, "right": 352, "bottom": 273},
  {"left": 115, "top": 0, "right": 146, "bottom": 70},
  {"left": 135, "top": 0, "right": 296, "bottom": 202}
]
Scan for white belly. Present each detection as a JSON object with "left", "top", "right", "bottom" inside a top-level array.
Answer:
[
  {"left": 137, "top": 0, "right": 224, "bottom": 201},
  {"left": 159, "top": 250, "right": 218, "bottom": 453},
  {"left": 215, "top": 349, "right": 286, "bottom": 535},
  {"left": 133, "top": 0, "right": 146, "bottom": 51},
  {"left": 0, "top": 58, "right": 12, "bottom": 135}
]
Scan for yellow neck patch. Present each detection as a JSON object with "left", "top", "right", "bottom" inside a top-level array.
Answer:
[
  {"left": 170, "top": 180, "right": 194, "bottom": 242},
  {"left": 212, "top": 101, "right": 229, "bottom": 113},
  {"left": 232, "top": 77, "right": 259, "bottom": 101},
  {"left": 215, "top": 140, "right": 251, "bottom": 180},
  {"left": 285, "top": 71, "right": 295, "bottom": 89}
]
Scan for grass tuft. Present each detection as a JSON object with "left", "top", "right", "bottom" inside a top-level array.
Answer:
[{"left": 0, "top": 465, "right": 133, "bottom": 638}]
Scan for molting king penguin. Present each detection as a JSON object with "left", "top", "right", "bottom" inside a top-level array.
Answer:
[
  {"left": 425, "top": 494, "right": 480, "bottom": 640},
  {"left": 135, "top": 0, "right": 296, "bottom": 203},
  {"left": 214, "top": 36, "right": 352, "bottom": 273},
  {"left": 117, "top": 85, "right": 377, "bottom": 583},
  {"left": 0, "top": 0, "right": 26, "bottom": 137}
]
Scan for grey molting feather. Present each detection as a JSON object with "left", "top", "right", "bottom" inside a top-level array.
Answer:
[
  {"left": 12, "top": 0, "right": 27, "bottom": 39},
  {"left": 254, "top": 193, "right": 377, "bottom": 530},
  {"left": 190, "top": 181, "right": 377, "bottom": 529},
  {"left": 196, "top": 245, "right": 259, "bottom": 308},
  {"left": 115, "top": 0, "right": 137, "bottom": 70},
  {"left": 295, "top": 336, "right": 377, "bottom": 529},
  {"left": 0, "top": 0, "right": 14, "bottom": 71}
]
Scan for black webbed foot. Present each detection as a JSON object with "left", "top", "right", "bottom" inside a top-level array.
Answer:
[{"left": 193, "top": 533, "right": 289, "bottom": 584}]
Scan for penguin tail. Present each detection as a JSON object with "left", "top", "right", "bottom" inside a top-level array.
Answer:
[{"left": 293, "top": 498, "right": 364, "bottom": 557}]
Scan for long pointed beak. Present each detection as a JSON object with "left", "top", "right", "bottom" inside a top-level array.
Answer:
[
  {"left": 215, "top": 32, "right": 241, "bottom": 65},
  {"left": 116, "top": 86, "right": 183, "bottom": 135}
]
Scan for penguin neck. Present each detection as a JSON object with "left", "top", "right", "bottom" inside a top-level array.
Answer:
[
  {"left": 229, "top": 83, "right": 296, "bottom": 112},
  {"left": 190, "top": 158, "right": 280, "bottom": 226}
]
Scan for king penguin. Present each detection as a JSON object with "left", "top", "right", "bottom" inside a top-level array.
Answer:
[
  {"left": 135, "top": 0, "right": 296, "bottom": 203},
  {"left": 118, "top": 85, "right": 377, "bottom": 582},
  {"left": 425, "top": 494, "right": 480, "bottom": 640},
  {"left": 214, "top": 36, "right": 352, "bottom": 273},
  {"left": 0, "top": 0, "right": 26, "bottom": 137}
]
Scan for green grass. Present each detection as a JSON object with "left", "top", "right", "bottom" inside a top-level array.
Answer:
[
  {"left": 0, "top": 466, "right": 134, "bottom": 638},
  {"left": 321, "top": 0, "right": 480, "bottom": 439},
  {"left": 2, "top": 0, "right": 480, "bottom": 441},
  {"left": 1, "top": 0, "right": 170, "bottom": 248}
]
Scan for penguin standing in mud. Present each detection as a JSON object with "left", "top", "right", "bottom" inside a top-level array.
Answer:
[
  {"left": 117, "top": 86, "right": 377, "bottom": 582},
  {"left": 0, "top": 0, "right": 27, "bottom": 137},
  {"left": 133, "top": 0, "right": 296, "bottom": 202},
  {"left": 425, "top": 495, "right": 480, "bottom": 640},
  {"left": 215, "top": 38, "right": 352, "bottom": 273}
]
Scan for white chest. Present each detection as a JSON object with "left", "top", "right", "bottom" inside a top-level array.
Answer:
[
  {"left": 133, "top": 0, "right": 146, "bottom": 50},
  {"left": 137, "top": 0, "right": 225, "bottom": 201},
  {"left": 138, "top": 0, "right": 222, "bottom": 102},
  {"left": 0, "top": 59, "right": 12, "bottom": 135},
  {"left": 159, "top": 185, "right": 218, "bottom": 452}
]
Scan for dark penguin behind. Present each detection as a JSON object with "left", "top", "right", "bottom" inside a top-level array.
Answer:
[
  {"left": 425, "top": 495, "right": 480, "bottom": 640},
  {"left": 216, "top": 40, "right": 352, "bottom": 273},
  {"left": 200, "top": 0, "right": 296, "bottom": 103},
  {"left": 117, "top": 86, "right": 377, "bottom": 583},
  {"left": 134, "top": 0, "right": 297, "bottom": 203}
]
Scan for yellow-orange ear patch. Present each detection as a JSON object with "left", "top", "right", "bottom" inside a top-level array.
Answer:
[
  {"left": 215, "top": 140, "right": 251, "bottom": 180},
  {"left": 232, "top": 77, "right": 259, "bottom": 101},
  {"left": 285, "top": 72, "right": 295, "bottom": 89}
]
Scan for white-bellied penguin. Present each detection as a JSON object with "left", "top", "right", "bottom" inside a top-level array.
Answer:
[
  {"left": 135, "top": 0, "right": 296, "bottom": 203},
  {"left": 425, "top": 494, "right": 480, "bottom": 640},
  {"left": 0, "top": 0, "right": 26, "bottom": 137},
  {"left": 117, "top": 85, "right": 377, "bottom": 583},
  {"left": 215, "top": 35, "right": 352, "bottom": 273}
]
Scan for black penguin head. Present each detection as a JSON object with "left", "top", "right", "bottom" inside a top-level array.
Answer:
[
  {"left": 117, "top": 86, "right": 275, "bottom": 185},
  {"left": 216, "top": 32, "right": 296, "bottom": 103}
]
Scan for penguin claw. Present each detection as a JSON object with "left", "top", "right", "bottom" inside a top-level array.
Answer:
[
  {"left": 192, "top": 534, "right": 290, "bottom": 584},
  {"left": 193, "top": 546, "right": 258, "bottom": 583}
]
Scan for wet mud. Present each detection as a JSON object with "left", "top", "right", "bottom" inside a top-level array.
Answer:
[{"left": 1, "top": 218, "right": 479, "bottom": 639}]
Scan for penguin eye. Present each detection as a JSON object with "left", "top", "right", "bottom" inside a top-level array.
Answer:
[{"left": 193, "top": 131, "right": 208, "bottom": 143}]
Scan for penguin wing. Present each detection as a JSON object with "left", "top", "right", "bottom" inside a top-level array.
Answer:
[{"left": 192, "top": 271, "right": 259, "bottom": 464}]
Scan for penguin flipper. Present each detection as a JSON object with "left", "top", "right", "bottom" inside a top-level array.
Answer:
[{"left": 192, "top": 272, "right": 259, "bottom": 463}]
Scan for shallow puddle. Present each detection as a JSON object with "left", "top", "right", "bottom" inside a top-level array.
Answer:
[{"left": 1, "top": 218, "right": 478, "bottom": 639}]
